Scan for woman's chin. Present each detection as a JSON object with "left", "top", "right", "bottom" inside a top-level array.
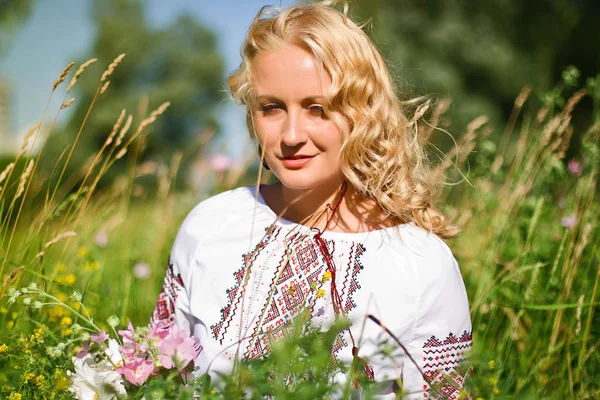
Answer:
[{"left": 273, "top": 173, "right": 343, "bottom": 193}]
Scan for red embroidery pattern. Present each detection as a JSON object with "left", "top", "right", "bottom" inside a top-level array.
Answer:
[
  {"left": 339, "top": 243, "right": 365, "bottom": 313},
  {"left": 151, "top": 259, "right": 184, "bottom": 326},
  {"left": 246, "top": 236, "right": 366, "bottom": 360},
  {"left": 210, "top": 225, "right": 282, "bottom": 343},
  {"left": 422, "top": 330, "right": 473, "bottom": 399}
]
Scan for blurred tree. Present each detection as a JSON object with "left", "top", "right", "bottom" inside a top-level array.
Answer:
[
  {"left": 43, "top": 0, "right": 224, "bottom": 190},
  {"left": 0, "top": 0, "right": 35, "bottom": 55},
  {"left": 351, "top": 0, "right": 600, "bottom": 137}
]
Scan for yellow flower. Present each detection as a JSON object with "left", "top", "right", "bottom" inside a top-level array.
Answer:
[
  {"left": 7, "top": 321, "right": 14, "bottom": 329},
  {"left": 488, "top": 359, "right": 495, "bottom": 369},
  {"left": 11, "top": 312, "right": 18, "bottom": 320},
  {"left": 321, "top": 271, "right": 332, "bottom": 282},
  {"left": 54, "top": 262, "right": 67, "bottom": 272},
  {"left": 61, "top": 328, "right": 73, "bottom": 337},
  {"left": 22, "top": 372, "right": 35, "bottom": 384},
  {"left": 493, "top": 387, "right": 501, "bottom": 395},
  {"left": 34, "top": 375, "right": 45, "bottom": 387},
  {"left": 34, "top": 328, "right": 44, "bottom": 339},
  {"left": 57, "top": 293, "right": 68, "bottom": 302},
  {"left": 78, "top": 247, "right": 89, "bottom": 258},
  {"left": 56, "top": 274, "right": 77, "bottom": 285},
  {"left": 63, "top": 274, "right": 76, "bottom": 285},
  {"left": 48, "top": 306, "right": 65, "bottom": 322},
  {"left": 54, "top": 369, "right": 70, "bottom": 390},
  {"left": 84, "top": 260, "right": 100, "bottom": 271},
  {"left": 316, "top": 289, "right": 326, "bottom": 298},
  {"left": 60, "top": 316, "right": 72, "bottom": 326},
  {"left": 8, "top": 392, "right": 22, "bottom": 400},
  {"left": 0, "top": 344, "right": 7, "bottom": 353},
  {"left": 488, "top": 377, "right": 498, "bottom": 386}
]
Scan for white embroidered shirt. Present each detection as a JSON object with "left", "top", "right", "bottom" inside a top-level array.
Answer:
[{"left": 152, "top": 186, "right": 472, "bottom": 399}]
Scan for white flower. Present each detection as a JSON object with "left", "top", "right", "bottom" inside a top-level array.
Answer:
[
  {"left": 106, "top": 338, "right": 123, "bottom": 366},
  {"left": 68, "top": 345, "right": 126, "bottom": 400}
]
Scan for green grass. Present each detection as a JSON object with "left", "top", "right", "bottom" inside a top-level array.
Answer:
[{"left": 0, "top": 63, "right": 599, "bottom": 399}]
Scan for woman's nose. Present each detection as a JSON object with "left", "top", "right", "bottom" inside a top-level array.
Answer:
[{"left": 281, "top": 110, "right": 307, "bottom": 147}]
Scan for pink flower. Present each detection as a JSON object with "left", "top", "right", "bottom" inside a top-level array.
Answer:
[
  {"left": 568, "top": 159, "right": 582, "bottom": 175},
  {"left": 133, "top": 262, "right": 151, "bottom": 280},
  {"left": 76, "top": 341, "right": 90, "bottom": 359},
  {"left": 118, "top": 322, "right": 137, "bottom": 359},
  {"left": 209, "top": 153, "right": 233, "bottom": 172},
  {"left": 95, "top": 231, "right": 108, "bottom": 247},
  {"left": 116, "top": 357, "right": 155, "bottom": 386},
  {"left": 91, "top": 330, "right": 109, "bottom": 344},
  {"left": 149, "top": 321, "right": 170, "bottom": 341},
  {"left": 118, "top": 322, "right": 135, "bottom": 344},
  {"left": 561, "top": 214, "right": 577, "bottom": 228},
  {"left": 158, "top": 324, "right": 201, "bottom": 370}
]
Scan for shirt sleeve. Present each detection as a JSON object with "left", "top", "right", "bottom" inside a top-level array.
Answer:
[
  {"left": 150, "top": 209, "right": 201, "bottom": 334},
  {"left": 401, "top": 243, "right": 473, "bottom": 400}
]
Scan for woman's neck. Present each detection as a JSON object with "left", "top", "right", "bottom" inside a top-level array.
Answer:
[{"left": 261, "top": 182, "right": 401, "bottom": 233}]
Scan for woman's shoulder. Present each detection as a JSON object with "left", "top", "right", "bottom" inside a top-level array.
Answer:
[
  {"left": 170, "top": 186, "right": 261, "bottom": 257},
  {"left": 394, "top": 223, "right": 461, "bottom": 277},
  {"left": 187, "top": 186, "right": 255, "bottom": 215},
  {"left": 182, "top": 185, "right": 255, "bottom": 221}
]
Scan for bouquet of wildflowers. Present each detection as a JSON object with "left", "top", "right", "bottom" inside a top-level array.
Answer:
[
  {"left": 68, "top": 321, "right": 202, "bottom": 399},
  {"left": 6, "top": 284, "right": 202, "bottom": 400}
]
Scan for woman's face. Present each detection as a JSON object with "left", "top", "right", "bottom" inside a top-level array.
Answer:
[{"left": 251, "top": 44, "right": 348, "bottom": 192}]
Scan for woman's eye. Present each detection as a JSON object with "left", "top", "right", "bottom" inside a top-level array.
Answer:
[
  {"left": 308, "top": 105, "right": 324, "bottom": 117},
  {"left": 261, "top": 104, "right": 281, "bottom": 113}
]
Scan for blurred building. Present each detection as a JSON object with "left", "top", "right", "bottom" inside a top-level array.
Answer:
[{"left": 0, "top": 77, "right": 18, "bottom": 156}]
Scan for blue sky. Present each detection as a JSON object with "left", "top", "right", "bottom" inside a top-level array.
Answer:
[{"left": 0, "top": 0, "right": 297, "bottom": 158}]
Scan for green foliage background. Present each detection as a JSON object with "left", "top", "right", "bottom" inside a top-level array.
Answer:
[{"left": 0, "top": 0, "right": 599, "bottom": 398}]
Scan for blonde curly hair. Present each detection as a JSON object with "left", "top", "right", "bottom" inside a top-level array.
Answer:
[{"left": 227, "top": 0, "right": 458, "bottom": 238}]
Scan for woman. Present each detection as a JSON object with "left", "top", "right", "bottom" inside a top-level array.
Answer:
[{"left": 152, "top": 1, "right": 472, "bottom": 398}]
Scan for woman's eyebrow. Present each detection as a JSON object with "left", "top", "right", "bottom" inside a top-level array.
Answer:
[{"left": 256, "top": 95, "right": 326, "bottom": 103}]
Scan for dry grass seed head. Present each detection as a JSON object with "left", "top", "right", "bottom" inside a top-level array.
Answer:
[
  {"left": 52, "top": 62, "right": 76, "bottom": 91},
  {"left": 20, "top": 123, "right": 40, "bottom": 153},
  {"left": 67, "top": 58, "right": 98, "bottom": 93},
  {"left": 115, "top": 114, "right": 133, "bottom": 147},
  {"left": 101, "top": 53, "right": 126, "bottom": 83},
  {"left": 515, "top": 85, "right": 532, "bottom": 108},
  {"left": 575, "top": 294, "right": 585, "bottom": 335},
  {"left": 573, "top": 222, "right": 593, "bottom": 264},
  {"left": 100, "top": 81, "right": 111, "bottom": 94},
  {"left": 43, "top": 231, "right": 77, "bottom": 249},
  {"left": 61, "top": 98, "right": 75, "bottom": 110},
  {"left": 1, "top": 266, "right": 24, "bottom": 296},
  {"left": 134, "top": 102, "right": 171, "bottom": 137},
  {"left": 105, "top": 109, "right": 126, "bottom": 147},
  {"left": 15, "top": 159, "right": 34, "bottom": 199},
  {"left": 0, "top": 162, "right": 15, "bottom": 186},
  {"left": 115, "top": 148, "right": 127, "bottom": 160},
  {"left": 562, "top": 89, "right": 586, "bottom": 117}
]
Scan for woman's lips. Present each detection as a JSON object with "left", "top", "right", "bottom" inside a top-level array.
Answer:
[{"left": 280, "top": 155, "right": 315, "bottom": 168}]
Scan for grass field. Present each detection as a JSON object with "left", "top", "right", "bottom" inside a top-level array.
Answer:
[{"left": 0, "top": 62, "right": 598, "bottom": 399}]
